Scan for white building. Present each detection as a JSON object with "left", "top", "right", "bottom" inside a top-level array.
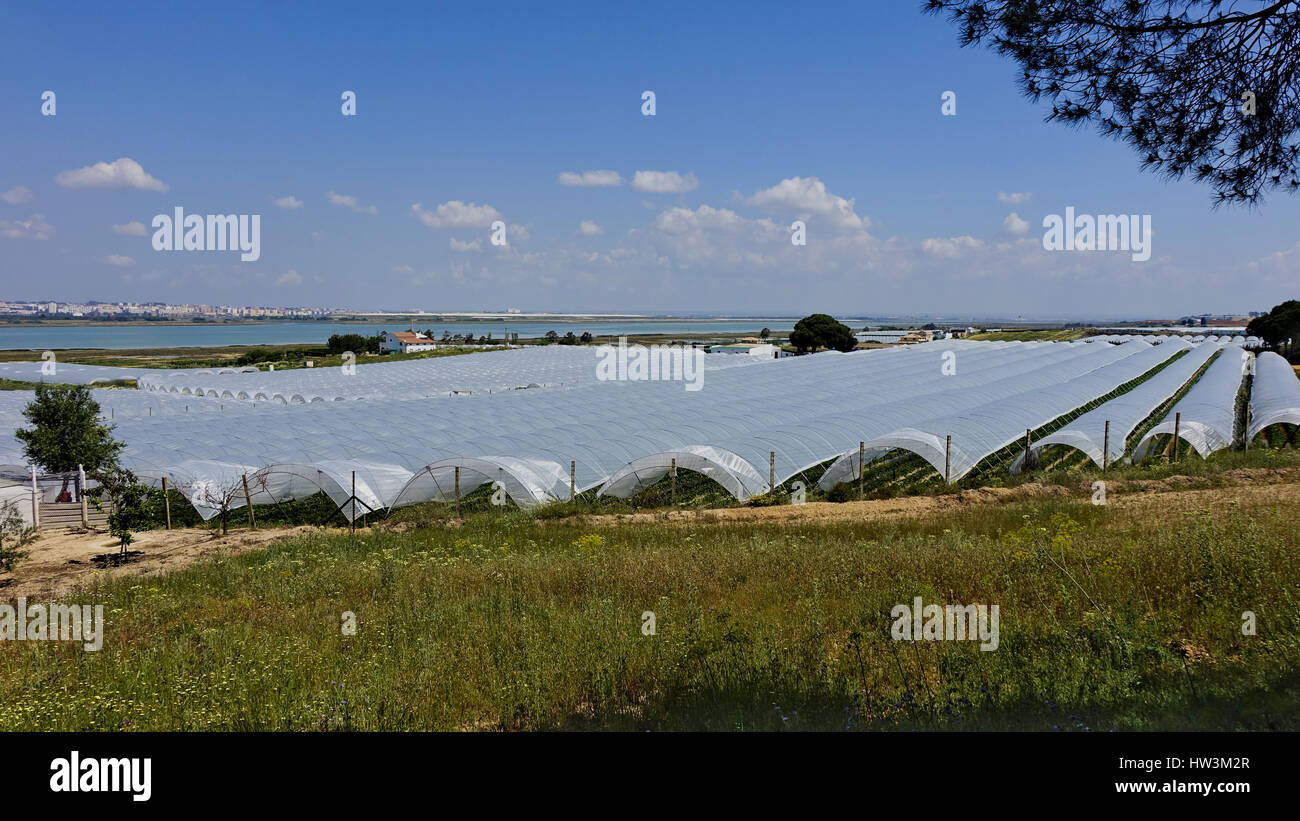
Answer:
[{"left": 380, "top": 330, "right": 439, "bottom": 354}]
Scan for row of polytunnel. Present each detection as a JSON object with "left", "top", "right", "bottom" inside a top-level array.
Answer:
[{"left": 0, "top": 339, "right": 1296, "bottom": 520}]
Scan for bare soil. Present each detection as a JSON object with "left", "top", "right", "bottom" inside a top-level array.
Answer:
[{"left": 0, "top": 525, "right": 319, "bottom": 600}]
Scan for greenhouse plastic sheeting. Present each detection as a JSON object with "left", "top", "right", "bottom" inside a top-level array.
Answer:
[
  {"left": 1247, "top": 351, "right": 1300, "bottom": 440},
  {"left": 1132, "top": 345, "right": 1245, "bottom": 461},
  {"left": 598, "top": 445, "right": 770, "bottom": 501},
  {"left": 817, "top": 341, "right": 1181, "bottom": 487},
  {"left": 1010, "top": 339, "right": 1214, "bottom": 470},
  {"left": 0, "top": 340, "right": 1213, "bottom": 517}
]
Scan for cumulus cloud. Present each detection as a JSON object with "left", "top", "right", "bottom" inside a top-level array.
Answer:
[
  {"left": 326, "top": 191, "right": 377, "bottom": 214},
  {"left": 0, "top": 214, "right": 54, "bottom": 240},
  {"left": 743, "top": 176, "right": 866, "bottom": 229},
  {"left": 998, "top": 191, "right": 1032, "bottom": 205},
  {"left": 450, "top": 237, "right": 483, "bottom": 252},
  {"left": 103, "top": 254, "right": 135, "bottom": 267},
  {"left": 111, "top": 220, "right": 148, "bottom": 236},
  {"left": 410, "top": 200, "right": 502, "bottom": 229},
  {"left": 920, "top": 236, "right": 986, "bottom": 258},
  {"left": 54, "top": 158, "right": 168, "bottom": 192},
  {"left": 276, "top": 270, "right": 303, "bottom": 286},
  {"left": 1002, "top": 212, "right": 1030, "bottom": 236},
  {"left": 631, "top": 170, "right": 700, "bottom": 193},
  {"left": 1, "top": 186, "right": 33, "bottom": 205},
  {"left": 558, "top": 170, "right": 623, "bottom": 187},
  {"left": 273, "top": 195, "right": 303, "bottom": 210},
  {"left": 577, "top": 220, "right": 604, "bottom": 236}
]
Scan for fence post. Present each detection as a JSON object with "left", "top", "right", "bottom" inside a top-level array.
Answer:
[
  {"left": 1172, "top": 412, "right": 1182, "bottom": 462},
  {"left": 859, "top": 441, "right": 865, "bottom": 500},
  {"left": 79, "top": 463, "right": 88, "bottom": 528},
  {"left": 242, "top": 474, "right": 255, "bottom": 530},
  {"left": 1102, "top": 420, "right": 1110, "bottom": 471},
  {"left": 30, "top": 465, "right": 39, "bottom": 529},
  {"left": 454, "top": 466, "right": 461, "bottom": 518},
  {"left": 162, "top": 476, "right": 171, "bottom": 529},
  {"left": 570, "top": 460, "right": 576, "bottom": 501},
  {"left": 670, "top": 458, "right": 677, "bottom": 506},
  {"left": 944, "top": 435, "right": 952, "bottom": 484},
  {"left": 769, "top": 451, "right": 775, "bottom": 492}
]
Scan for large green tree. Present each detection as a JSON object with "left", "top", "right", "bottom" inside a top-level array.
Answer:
[
  {"left": 1247, "top": 299, "right": 1300, "bottom": 357},
  {"left": 15, "top": 385, "right": 124, "bottom": 496},
  {"left": 789, "top": 314, "right": 858, "bottom": 353},
  {"left": 925, "top": 0, "right": 1300, "bottom": 206}
]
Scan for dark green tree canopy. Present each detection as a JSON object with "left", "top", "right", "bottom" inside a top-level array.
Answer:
[
  {"left": 1247, "top": 299, "right": 1300, "bottom": 355},
  {"left": 925, "top": 0, "right": 1300, "bottom": 206},
  {"left": 789, "top": 314, "right": 858, "bottom": 353},
  {"left": 15, "top": 385, "right": 124, "bottom": 478}
]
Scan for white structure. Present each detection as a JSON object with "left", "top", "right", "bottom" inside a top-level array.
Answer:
[{"left": 380, "top": 330, "right": 438, "bottom": 354}]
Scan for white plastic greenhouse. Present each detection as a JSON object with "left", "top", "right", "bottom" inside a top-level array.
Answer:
[
  {"left": 1248, "top": 351, "right": 1300, "bottom": 441},
  {"left": 1132, "top": 345, "right": 1246, "bottom": 461}
]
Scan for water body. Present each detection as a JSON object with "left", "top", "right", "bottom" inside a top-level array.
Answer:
[{"left": 0, "top": 318, "right": 850, "bottom": 351}]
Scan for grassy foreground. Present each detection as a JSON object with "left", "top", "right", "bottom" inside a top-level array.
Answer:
[{"left": 2, "top": 483, "right": 1297, "bottom": 732}]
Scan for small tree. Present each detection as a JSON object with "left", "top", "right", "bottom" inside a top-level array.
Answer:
[
  {"left": 789, "top": 314, "right": 857, "bottom": 353},
  {"left": 760, "top": 327, "right": 771, "bottom": 340},
  {"left": 0, "top": 500, "right": 35, "bottom": 572},
  {"left": 16, "top": 385, "right": 124, "bottom": 499}
]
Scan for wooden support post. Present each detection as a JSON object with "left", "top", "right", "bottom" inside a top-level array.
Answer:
[
  {"left": 858, "top": 441, "right": 865, "bottom": 500},
  {"left": 570, "top": 460, "right": 576, "bottom": 501},
  {"left": 454, "top": 466, "right": 461, "bottom": 518},
  {"left": 161, "top": 476, "right": 171, "bottom": 530},
  {"left": 769, "top": 451, "right": 775, "bottom": 492},
  {"left": 670, "top": 457, "right": 677, "bottom": 506},
  {"left": 1172, "top": 412, "right": 1182, "bottom": 462},
  {"left": 944, "top": 435, "right": 952, "bottom": 484},
  {"left": 1102, "top": 420, "right": 1110, "bottom": 471},
  {"left": 1023, "top": 429, "right": 1032, "bottom": 471},
  {"left": 350, "top": 471, "right": 356, "bottom": 534},
  {"left": 30, "top": 465, "right": 39, "bottom": 529},
  {"left": 242, "top": 474, "right": 255, "bottom": 530},
  {"left": 79, "top": 464, "right": 88, "bottom": 528}
]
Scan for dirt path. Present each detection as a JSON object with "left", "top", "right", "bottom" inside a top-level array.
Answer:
[
  {"left": 0, "top": 525, "right": 319, "bottom": 600},
  {"left": 565, "top": 467, "right": 1300, "bottom": 528}
]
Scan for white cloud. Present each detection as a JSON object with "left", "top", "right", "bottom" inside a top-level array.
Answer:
[
  {"left": 326, "top": 191, "right": 377, "bottom": 214},
  {"left": 410, "top": 200, "right": 502, "bottom": 229},
  {"left": 450, "top": 237, "right": 483, "bottom": 252},
  {"left": 631, "top": 170, "right": 700, "bottom": 193},
  {"left": 392, "top": 265, "right": 414, "bottom": 273},
  {"left": 921, "top": 236, "right": 986, "bottom": 258},
  {"left": 577, "top": 220, "right": 604, "bottom": 236},
  {"left": 1, "top": 186, "right": 33, "bottom": 205},
  {"left": 103, "top": 254, "right": 135, "bottom": 267},
  {"left": 743, "top": 176, "right": 866, "bottom": 229},
  {"left": 273, "top": 195, "right": 303, "bottom": 210},
  {"left": 508, "top": 224, "right": 530, "bottom": 242},
  {"left": 1002, "top": 212, "right": 1030, "bottom": 236},
  {"left": 54, "top": 158, "right": 168, "bottom": 192},
  {"left": 558, "top": 170, "right": 623, "bottom": 187},
  {"left": 111, "top": 220, "right": 148, "bottom": 236},
  {"left": 276, "top": 270, "right": 303, "bottom": 286},
  {"left": 0, "top": 214, "right": 54, "bottom": 240},
  {"left": 998, "top": 191, "right": 1032, "bottom": 205}
]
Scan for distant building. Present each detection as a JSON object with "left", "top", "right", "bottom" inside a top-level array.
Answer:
[
  {"left": 898, "top": 330, "right": 934, "bottom": 344},
  {"left": 706, "top": 342, "right": 789, "bottom": 358},
  {"left": 380, "top": 330, "right": 438, "bottom": 353}
]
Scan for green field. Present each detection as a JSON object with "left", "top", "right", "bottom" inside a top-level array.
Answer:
[
  {"left": 968, "top": 329, "right": 1091, "bottom": 342},
  {"left": 2, "top": 469, "right": 1297, "bottom": 731}
]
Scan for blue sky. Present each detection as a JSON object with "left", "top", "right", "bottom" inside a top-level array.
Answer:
[{"left": 1, "top": 0, "right": 1296, "bottom": 319}]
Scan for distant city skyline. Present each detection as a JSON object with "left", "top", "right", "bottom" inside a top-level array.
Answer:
[{"left": 2, "top": 1, "right": 1297, "bottom": 317}]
